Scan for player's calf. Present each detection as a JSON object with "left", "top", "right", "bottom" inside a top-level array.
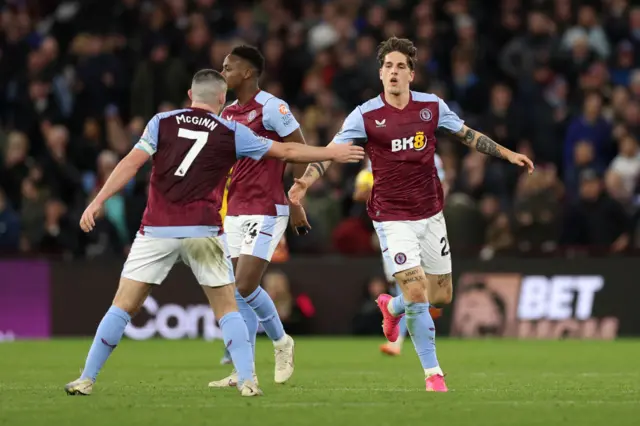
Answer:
[
  {"left": 426, "top": 272, "right": 453, "bottom": 305},
  {"left": 65, "top": 278, "right": 149, "bottom": 394},
  {"left": 395, "top": 267, "right": 445, "bottom": 387},
  {"left": 235, "top": 255, "right": 285, "bottom": 342},
  {"left": 235, "top": 254, "right": 294, "bottom": 383},
  {"left": 202, "top": 284, "right": 256, "bottom": 391}
]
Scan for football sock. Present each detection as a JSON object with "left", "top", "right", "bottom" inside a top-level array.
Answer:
[
  {"left": 396, "top": 315, "right": 408, "bottom": 345},
  {"left": 388, "top": 295, "right": 405, "bottom": 317},
  {"left": 245, "top": 286, "right": 285, "bottom": 342},
  {"left": 219, "top": 312, "right": 254, "bottom": 384},
  {"left": 235, "top": 289, "right": 258, "bottom": 356},
  {"left": 405, "top": 301, "right": 440, "bottom": 373},
  {"left": 81, "top": 305, "right": 131, "bottom": 381}
]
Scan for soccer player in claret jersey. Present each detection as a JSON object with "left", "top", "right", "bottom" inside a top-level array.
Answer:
[
  {"left": 208, "top": 46, "right": 310, "bottom": 388},
  {"left": 289, "top": 37, "right": 534, "bottom": 392},
  {"left": 353, "top": 154, "right": 448, "bottom": 357},
  {"left": 64, "top": 69, "right": 364, "bottom": 397}
]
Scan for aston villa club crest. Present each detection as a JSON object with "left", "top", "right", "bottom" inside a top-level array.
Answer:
[
  {"left": 394, "top": 252, "right": 407, "bottom": 265},
  {"left": 248, "top": 110, "right": 257, "bottom": 122},
  {"left": 420, "top": 108, "right": 432, "bottom": 122}
]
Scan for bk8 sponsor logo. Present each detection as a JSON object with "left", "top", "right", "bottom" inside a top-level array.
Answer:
[{"left": 391, "top": 131, "right": 427, "bottom": 152}]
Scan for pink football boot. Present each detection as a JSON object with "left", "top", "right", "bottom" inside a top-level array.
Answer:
[
  {"left": 425, "top": 374, "right": 448, "bottom": 392},
  {"left": 375, "top": 294, "right": 404, "bottom": 342}
]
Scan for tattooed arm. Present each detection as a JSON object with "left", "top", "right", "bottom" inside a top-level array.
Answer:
[
  {"left": 287, "top": 143, "right": 339, "bottom": 205},
  {"left": 289, "top": 106, "right": 367, "bottom": 205},
  {"left": 301, "top": 157, "right": 333, "bottom": 185},
  {"left": 451, "top": 125, "right": 534, "bottom": 173}
]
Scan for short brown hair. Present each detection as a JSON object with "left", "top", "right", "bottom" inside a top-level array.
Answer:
[{"left": 377, "top": 37, "right": 417, "bottom": 70}]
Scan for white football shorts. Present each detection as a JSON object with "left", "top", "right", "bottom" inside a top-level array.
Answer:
[
  {"left": 121, "top": 233, "right": 234, "bottom": 287},
  {"left": 224, "top": 215, "right": 288, "bottom": 261},
  {"left": 373, "top": 211, "right": 452, "bottom": 277}
]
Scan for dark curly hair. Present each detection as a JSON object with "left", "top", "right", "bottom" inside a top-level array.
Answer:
[{"left": 376, "top": 37, "right": 417, "bottom": 70}]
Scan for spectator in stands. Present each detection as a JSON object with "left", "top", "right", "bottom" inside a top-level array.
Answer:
[
  {"left": 566, "top": 140, "right": 604, "bottom": 201},
  {"left": 562, "top": 169, "right": 631, "bottom": 254},
  {"left": 0, "top": 131, "right": 30, "bottom": 209},
  {"left": 512, "top": 166, "right": 562, "bottom": 254},
  {"left": 301, "top": 176, "right": 341, "bottom": 251},
  {"left": 130, "top": 38, "right": 189, "bottom": 121},
  {"left": 88, "top": 150, "right": 130, "bottom": 246},
  {"left": 0, "top": 188, "right": 20, "bottom": 251},
  {"left": 478, "top": 194, "right": 514, "bottom": 260},
  {"left": 628, "top": 7, "right": 640, "bottom": 61},
  {"left": 527, "top": 75, "right": 570, "bottom": 168},
  {"left": 500, "top": 10, "right": 557, "bottom": 94},
  {"left": 481, "top": 83, "right": 522, "bottom": 153},
  {"left": 73, "top": 118, "right": 105, "bottom": 173},
  {"left": 41, "top": 125, "right": 82, "bottom": 209},
  {"left": 39, "top": 197, "right": 77, "bottom": 256},
  {"left": 609, "top": 135, "right": 640, "bottom": 201},
  {"left": 561, "top": 5, "right": 610, "bottom": 59},
  {"left": 352, "top": 276, "right": 387, "bottom": 336},
  {"left": 564, "top": 92, "right": 612, "bottom": 173},
  {"left": 605, "top": 169, "right": 632, "bottom": 209},
  {"left": 610, "top": 40, "right": 635, "bottom": 86}
]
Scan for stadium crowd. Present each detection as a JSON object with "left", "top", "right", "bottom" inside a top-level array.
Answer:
[{"left": 1, "top": 0, "right": 640, "bottom": 258}]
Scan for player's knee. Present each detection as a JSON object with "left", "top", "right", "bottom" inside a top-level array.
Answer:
[
  {"left": 404, "top": 284, "right": 428, "bottom": 304},
  {"left": 235, "top": 279, "right": 255, "bottom": 298},
  {"left": 112, "top": 278, "right": 150, "bottom": 316}
]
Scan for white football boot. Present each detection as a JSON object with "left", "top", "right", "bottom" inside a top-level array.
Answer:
[
  {"left": 274, "top": 335, "right": 295, "bottom": 384},
  {"left": 64, "top": 378, "right": 94, "bottom": 396},
  {"left": 208, "top": 369, "right": 259, "bottom": 388},
  {"left": 239, "top": 380, "right": 263, "bottom": 397}
]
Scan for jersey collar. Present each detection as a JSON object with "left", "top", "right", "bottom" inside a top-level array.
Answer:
[{"left": 380, "top": 91, "right": 413, "bottom": 112}]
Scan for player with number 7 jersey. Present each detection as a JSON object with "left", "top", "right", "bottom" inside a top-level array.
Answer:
[{"left": 65, "top": 70, "right": 364, "bottom": 398}]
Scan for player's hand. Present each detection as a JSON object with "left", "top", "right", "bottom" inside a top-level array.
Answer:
[
  {"left": 79, "top": 201, "right": 102, "bottom": 232},
  {"left": 507, "top": 152, "right": 535, "bottom": 174},
  {"left": 329, "top": 142, "right": 365, "bottom": 163},
  {"left": 288, "top": 178, "right": 309, "bottom": 206},
  {"left": 289, "top": 203, "right": 311, "bottom": 236}
]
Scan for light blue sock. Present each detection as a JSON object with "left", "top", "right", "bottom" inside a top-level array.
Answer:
[
  {"left": 398, "top": 315, "right": 408, "bottom": 339},
  {"left": 219, "top": 311, "right": 254, "bottom": 384},
  {"left": 393, "top": 284, "right": 408, "bottom": 337},
  {"left": 405, "top": 301, "right": 439, "bottom": 369},
  {"left": 81, "top": 305, "right": 131, "bottom": 381},
  {"left": 245, "top": 286, "right": 285, "bottom": 342},
  {"left": 235, "top": 290, "right": 258, "bottom": 357},
  {"left": 389, "top": 295, "right": 405, "bottom": 316}
]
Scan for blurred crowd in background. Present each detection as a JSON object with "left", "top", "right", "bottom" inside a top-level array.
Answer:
[{"left": 1, "top": 0, "right": 640, "bottom": 260}]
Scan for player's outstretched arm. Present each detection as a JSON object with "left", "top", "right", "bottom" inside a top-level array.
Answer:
[
  {"left": 289, "top": 105, "right": 367, "bottom": 206},
  {"left": 287, "top": 142, "right": 343, "bottom": 206},
  {"left": 451, "top": 125, "right": 535, "bottom": 174},
  {"left": 265, "top": 140, "right": 364, "bottom": 164},
  {"left": 79, "top": 148, "right": 149, "bottom": 232}
]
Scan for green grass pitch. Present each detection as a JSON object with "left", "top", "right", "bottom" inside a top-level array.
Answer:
[{"left": 1, "top": 338, "right": 639, "bottom": 426}]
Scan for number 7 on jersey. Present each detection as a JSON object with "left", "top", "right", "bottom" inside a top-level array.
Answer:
[{"left": 175, "top": 128, "right": 210, "bottom": 177}]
